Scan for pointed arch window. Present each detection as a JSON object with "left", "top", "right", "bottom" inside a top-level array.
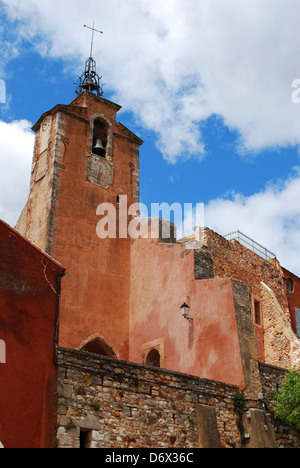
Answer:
[
  {"left": 79, "top": 335, "right": 117, "bottom": 358},
  {"left": 145, "top": 348, "right": 161, "bottom": 368}
]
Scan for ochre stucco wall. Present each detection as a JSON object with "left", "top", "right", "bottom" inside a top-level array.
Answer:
[
  {"left": 129, "top": 236, "right": 246, "bottom": 389},
  {"left": 16, "top": 94, "right": 142, "bottom": 361}
]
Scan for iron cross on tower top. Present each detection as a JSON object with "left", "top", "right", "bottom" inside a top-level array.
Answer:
[
  {"left": 76, "top": 24, "right": 104, "bottom": 97},
  {"left": 84, "top": 23, "right": 103, "bottom": 58}
]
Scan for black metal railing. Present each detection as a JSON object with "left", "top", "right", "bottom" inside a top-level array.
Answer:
[{"left": 223, "top": 230, "right": 277, "bottom": 260}]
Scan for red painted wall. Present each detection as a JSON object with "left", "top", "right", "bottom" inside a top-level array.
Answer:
[
  {"left": 281, "top": 267, "right": 300, "bottom": 335},
  {"left": 0, "top": 220, "right": 64, "bottom": 448},
  {"left": 129, "top": 235, "right": 245, "bottom": 389}
]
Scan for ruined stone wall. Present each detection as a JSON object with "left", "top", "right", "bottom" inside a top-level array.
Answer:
[
  {"left": 261, "top": 283, "right": 300, "bottom": 370},
  {"left": 201, "top": 228, "right": 300, "bottom": 371},
  {"left": 56, "top": 348, "right": 299, "bottom": 449},
  {"left": 202, "top": 228, "right": 289, "bottom": 316}
]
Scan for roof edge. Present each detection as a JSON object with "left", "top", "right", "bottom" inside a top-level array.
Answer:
[
  {"left": 0, "top": 219, "right": 66, "bottom": 273},
  {"left": 69, "top": 90, "right": 122, "bottom": 111}
]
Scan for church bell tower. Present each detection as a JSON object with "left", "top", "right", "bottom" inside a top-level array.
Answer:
[{"left": 16, "top": 51, "right": 143, "bottom": 360}]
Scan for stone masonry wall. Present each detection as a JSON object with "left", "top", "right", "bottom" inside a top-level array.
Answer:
[
  {"left": 56, "top": 348, "right": 241, "bottom": 449},
  {"left": 259, "top": 363, "right": 300, "bottom": 448},
  {"left": 201, "top": 228, "right": 289, "bottom": 316},
  {"left": 201, "top": 228, "right": 300, "bottom": 371},
  {"left": 56, "top": 348, "right": 299, "bottom": 449}
]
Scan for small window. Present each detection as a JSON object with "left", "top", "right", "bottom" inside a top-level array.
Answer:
[
  {"left": 254, "top": 300, "right": 262, "bottom": 326},
  {"left": 80, "top": 430, "right": 92, "bottom": 449},
  {"left": 145, "top": 348, "right": 161, "bottom": 367},
  {"left": 287, "top": 278, "right": 294, "bottom": 293}
]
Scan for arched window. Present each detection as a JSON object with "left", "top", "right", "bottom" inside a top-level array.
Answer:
[
  {"left": 145, "top": 348, "right": 161, "bottom": 368},
  {"left": 92, "top": 119, "right": 108, "bottom": 157},
  {"left": 80, "top": 336, "right": 117, "bottom": 358}
]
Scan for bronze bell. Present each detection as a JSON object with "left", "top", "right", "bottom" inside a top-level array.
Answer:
[
  {"left": 93, "top": 139, "right": 106, "bottom": 156},
  {"left": 93, "top": 139, "right": 105, "bottom": 151}
]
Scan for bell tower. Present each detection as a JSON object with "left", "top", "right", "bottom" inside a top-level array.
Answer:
[{"left": 16, "top": 55, "right": 143, "bottom": 360}]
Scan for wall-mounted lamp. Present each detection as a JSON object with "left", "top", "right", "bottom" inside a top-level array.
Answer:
[{"left": 180, "top": 303, "right": 193, "bottom": 323}]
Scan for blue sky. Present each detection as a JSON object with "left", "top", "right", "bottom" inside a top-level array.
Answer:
[{"left": 1, "top": 0, "right": 300, "bottom": 274}]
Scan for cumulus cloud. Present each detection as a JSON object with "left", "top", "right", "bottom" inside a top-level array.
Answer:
[
  {"left": 0, "top": 120, "right": 34, "bottom": 226},
  {"left": 204, "top": 169, "right": 300, "bottom": 275},
  {"left": 1, "top": 0, "right": 300, "bottom": 275},
  {"left": 2, "top": 0, "right": 300, "bottom": 162},
  {"left": 176, "top": 169, "right": 300, "bottom": 275}
]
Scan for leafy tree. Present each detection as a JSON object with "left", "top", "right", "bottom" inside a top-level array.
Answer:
[{"left": 274, "top": 371, "right": 300, "bottom": 431}]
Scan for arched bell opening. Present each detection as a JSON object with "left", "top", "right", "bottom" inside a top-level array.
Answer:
[{"left": 92, "top": 119, "right": 108, "bottom": 157}]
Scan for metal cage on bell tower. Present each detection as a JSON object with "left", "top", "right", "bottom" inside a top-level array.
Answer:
[{"left": 76, "top": 57, "right": 104, "bottom": 97}]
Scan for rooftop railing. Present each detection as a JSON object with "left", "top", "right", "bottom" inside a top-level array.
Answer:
[{"left": 223, "top": 230, "right": 277, "bottom": 260}]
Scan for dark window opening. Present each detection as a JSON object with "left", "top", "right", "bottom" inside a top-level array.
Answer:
[
  {"left": 145, "top": 348, "right": 161, "bottom": 367},
  {"left": 287, "top": 278, "right": 294, "bottom": 293},
  {"left": 80, "top": 430, "right": 91, "bottom": 449},
  {"left": 254, "top": 300, "right": 262, "bottom": 326},
  {"left": 81, "top": 338, "right": 116, "bottom": 358},
  {"left": 92, "top": 119, "right": 107, "bottom": 157}
]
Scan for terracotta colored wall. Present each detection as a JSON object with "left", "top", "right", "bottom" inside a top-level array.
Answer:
[
  {"left": 0, "top": 221, "right": 64, "bottom": 448},
  {"left": 281, "top": 267, "right": 300, "bottom": 335},
  {"left": 16, "top": 93, "right": 141, "bottom": 360},
  {"left": 50, "top": 97, "right": 140, "bottom": 358},
  {"left": 129, "top": 236, "right": 246, "bottom": 389}
]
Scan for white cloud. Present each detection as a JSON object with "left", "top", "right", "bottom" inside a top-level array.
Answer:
[
  {"left": 204, "top": 170, "right": 300, "bottom": 275},
  {"left": 2, "top": 0, "right": 300, "bottom": 162},
  {"left": 175, "top": 167, "right": 300, "bottom": 275},
  {"left": 0, "top": 120, "right": 34, "bottom": 227},
  {"left": 1, "top": 0, "right": 300, "bottom": 275}
]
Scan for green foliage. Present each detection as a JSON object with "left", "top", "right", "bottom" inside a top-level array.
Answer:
[
  {"left": 233, "top": 391, "right": 246, "bottom": 445},
  {"left": 233, "top": 391, "right": 245, "bottom": 415},
  {"left": 274, "top": 371, "right": 300, "bottom": 431},
  {"left": 91, "top": 401, "right": 101, "bottom": 411}
]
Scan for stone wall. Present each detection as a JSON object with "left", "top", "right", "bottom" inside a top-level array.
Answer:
[
  {"left": 56, "top": 348, "right": 299, "bottom": 449},
  {"left": 261, "top": 283, "right": 300, "bottom": 370},
  {"left": 259, "top": 363, "right": 300, "bottom": 448},
  {"left": 56, "top": 348, "right": 240, "bottom": 449},
  {"left": 201, "top": 228, "right": 300, "bottom": 371},
  {"left": 202, "top": 228, "right": 289, "bottom": 315}
]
